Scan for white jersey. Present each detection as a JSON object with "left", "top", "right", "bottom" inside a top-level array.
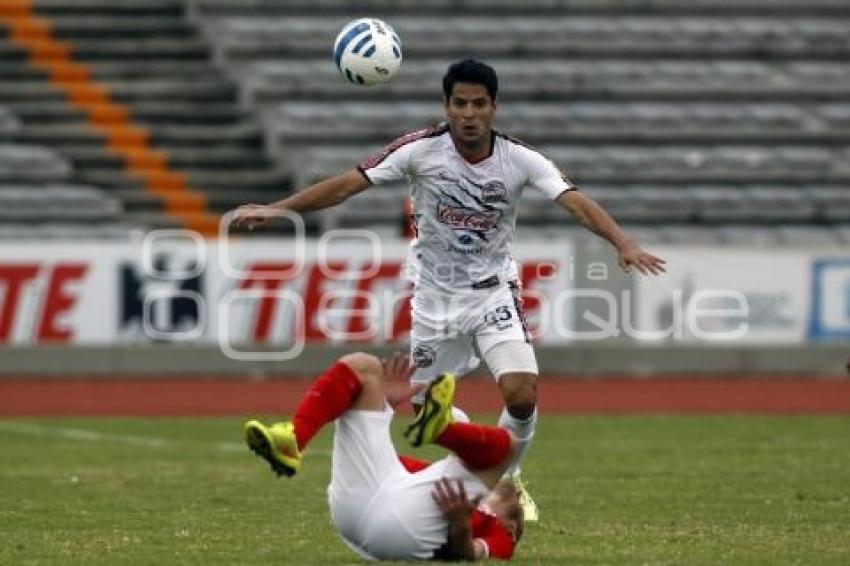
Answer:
[{"left": 358, "top": 122, "right": 576, "bottom": 293}]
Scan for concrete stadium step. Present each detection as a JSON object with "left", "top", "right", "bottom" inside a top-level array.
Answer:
[
  {"left": 74, "top": 170, "right": 146, "bottom": 192},
  {"left": 130, "top": 102, "right": 250, "bottom": 125},
  {"left": 0, "top": 81, "right": 64, "bottom": 103},
  {"left": 7, "top": 102, "right": 86, "bottom": 124},
  {"left": 266, "top": 101, "right": 850, "bottom": 145},
  {"left": 18, "top": 122, "right": 262, "bottom": 148},
  {"left": 0, "top": 41, "right": 33, "bottom": 62},
  {"left": 101, "top": 79, "right": 238, "bottom": 104},
  {"left": 122, "top": 210, "right": 185, "bottom": 230},
  {"left": 0, "top": 38, "right": 206, "bottom": 63},
  {"left": 123, "top": 209, "right": 315, "bottom": 235},
  {"left": 210, "top": 16, "right": 850, "bottom": 61},
  {"left": 43, "top": 17, "right": 197, "bottom": 41},
  {"left": 57, "top": 145, "right": 272, "bottom": 170},
  {"left": 186, "top": 168, "right": 289, "bottom": 192},
  {"left": 33, "top": 0, "right": 184, "bottom": 18},
  {"left": 0, "top": 107, "right": 21, "bottom": 137},
  {"left": 68, "top": 38, "right": 209, "bottom": 62},
  {"left": 87, "top": 61, "right": 223, "bottom": 80},
  {"left": 147, "top": 122, "right": 263, "bottom": 147},
  {"left": 54, "top": 146, "right": 124, "bottom": 169},
  {"left": 0, "top": 60, "right": 221, "bottom": 82},
  {"left": 112, "top": 189, "right": 162, "bottom": 212},
  {"left": 163, "top": 147, "right": 272, "bottom": 169},
  {"left": 242, "top": 59, "right": 850, "bottom": 105},
  {"left": 115, "top": 188, "right": 278, "bottom": 213},
  {"left": 16, "top": 124, "right": 114, "bottom": 147},
  {"left": 5, "top": 101, "right": 248, "bottom": 126},
  {"left": 201, "top": 189, "right": 285, "bottom": 210},
  {"left": 77, "top": 167, "right": 289, "bottom": 193},
  {"left": 191, "top": 0, "right": 850, "bottom": 17},
  {"left": 0, "top": 62, "right": 46, "bottom": 81},
  {"left": 291, "top": 144, "right": 850, "bottom": 187}
]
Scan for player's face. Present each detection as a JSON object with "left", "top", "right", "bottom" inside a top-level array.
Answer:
[
  {"left": 485, "top": 482, "right": 524, "bottom": 542},
  {"left": 444, "top": 82, "right": 496, "bottom": 148}
]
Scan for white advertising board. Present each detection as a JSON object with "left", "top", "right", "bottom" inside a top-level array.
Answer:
[
  {"left": 634, "top": 247, "right": 811, "bottom": 344},
  {"left": 0, "top": 238, "right": 574, "bottom": 348}
]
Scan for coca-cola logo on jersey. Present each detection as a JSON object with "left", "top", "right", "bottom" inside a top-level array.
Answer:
[{"left": 437, "top": 203, "right": 501, "bottom": 231}]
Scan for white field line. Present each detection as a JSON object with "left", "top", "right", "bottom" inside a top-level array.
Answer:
[{"left": 0, "top": 421, "right": 330, "bottom": 456}]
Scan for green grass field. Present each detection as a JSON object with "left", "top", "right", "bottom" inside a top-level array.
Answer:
[{"left": 2, "top": 415, "right": 849, "bottom": 565}]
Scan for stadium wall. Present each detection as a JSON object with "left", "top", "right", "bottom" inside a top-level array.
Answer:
[{"left": 0, "top": 236, "right": 846, "bottom": 376}]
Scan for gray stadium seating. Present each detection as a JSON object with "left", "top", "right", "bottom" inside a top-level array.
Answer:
[
  {"left": 0, "top": 184, "right": 123, "bottom": 222},
  {"left": 0, "top": 144, "right": 72, "bottom": 183},
  {"left": 266, "top": 101, "right": 844, "bottom": 146},
  {"left": 189, "top": 0, "right": 850, "bottom": 15},
  {"left": 0, "top": 106, "right": 21, "bottom": 139},
  {"left": 204, "top": 16, "right": 850, "bottom": 63},
  {"left": 238, "top": 60, "right": 850, "bottom": 106},
  {"left": 2, "top": 0, "right": 848, "bottom": 240}
]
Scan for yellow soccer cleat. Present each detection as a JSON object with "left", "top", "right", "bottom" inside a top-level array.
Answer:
[
  {"left": 404, "top": 373, "right": 455, "bottom": 448},
  {"left": 513, "top": 474, "right": 539, "bottom": 523},
  {"left": 243, "top": 420, "right": 302, "bottom": 478}
]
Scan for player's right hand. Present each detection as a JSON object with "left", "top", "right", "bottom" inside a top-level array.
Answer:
[{"left": 231, "top": 203, "right": 273, "bottom": 230}]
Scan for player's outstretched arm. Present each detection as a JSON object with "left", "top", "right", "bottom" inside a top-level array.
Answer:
[
  {"left": 555, "top": 190, "right": 666, "bottom": 276},
  {"left": 232, "top": 168, "right": 370, "bottom": 229}
]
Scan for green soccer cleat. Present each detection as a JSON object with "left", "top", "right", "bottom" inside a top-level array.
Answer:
[
  {"left": 404, "top": 373, "right": 455, "bottom": 448},
  {"left": 243, "top": 420, "right": 302, "bottom": 478},
  {"left": 513, "top": 474, "right": 539, "bottom": 523}
]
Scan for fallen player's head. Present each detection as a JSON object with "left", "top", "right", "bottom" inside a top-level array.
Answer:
[{"left": 486, "top": 479, "right": 525, "bottom": 543}]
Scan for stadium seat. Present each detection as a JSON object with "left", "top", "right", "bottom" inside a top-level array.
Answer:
[
  {"left": 0, "top": 144, "right": 71, "bottom": 183},
  {"left": 0, "top": 184, "right": 122, "bottom": 222},
  {"left": 0, "top": 106, "right": 21, "bottom": 139}
]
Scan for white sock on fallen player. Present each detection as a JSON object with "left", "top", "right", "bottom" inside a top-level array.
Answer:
[{"left": 497, "top": 406, "right": 538, "bottom": 478}]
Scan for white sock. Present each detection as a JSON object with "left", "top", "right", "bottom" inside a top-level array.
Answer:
[
  {"left": 451, "top": 405, "right": 470, "bottom": 424},
  {"left": 497, "top": 406, "right": 537, "bottom": 478}
]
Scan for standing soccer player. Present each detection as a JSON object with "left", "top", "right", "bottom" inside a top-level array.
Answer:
[{"left": 233, "top": 59, "right": 666, "bottom": 521}]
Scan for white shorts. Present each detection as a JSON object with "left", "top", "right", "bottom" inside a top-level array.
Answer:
[
  {"left": 327, "top": 406, "right": 489, "bottom": 561},
  {"left": 410, "top": 280, "right": 538, "bottom": 388}
]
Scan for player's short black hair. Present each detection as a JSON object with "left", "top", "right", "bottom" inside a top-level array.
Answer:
[{"left": 442, "top": 59, "right": 498, "bottom": 102}]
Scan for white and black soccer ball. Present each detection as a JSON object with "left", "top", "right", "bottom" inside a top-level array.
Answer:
[{"left": 333, "top": 18, "right": 402, "bottom": 86}]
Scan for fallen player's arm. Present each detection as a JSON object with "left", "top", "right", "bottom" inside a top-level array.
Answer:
[
  {"left": 432, "top": 478, "right": 487, "bottom": 561},
  {"left": 441, "top": 516, "right": 487, "bottom": 561}
]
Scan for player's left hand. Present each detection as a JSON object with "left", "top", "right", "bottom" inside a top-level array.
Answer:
[
  {"left": 382, "top": 352, "right": 425, "bottom": 409},
  {"left": 617, "top": 242, "right": 666, "bottom": 276},
  {"left": 432, "top": 477, "right": 482, "bottom": 523}
]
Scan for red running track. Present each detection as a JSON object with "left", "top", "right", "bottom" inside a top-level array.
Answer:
[{"left": 1, "top": 375, "right": 849, "bottom": 416}]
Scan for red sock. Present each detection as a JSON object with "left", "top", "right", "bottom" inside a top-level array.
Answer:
[
  {"left": 435, "top": 422, "right": 512, "bottom": 470},
  {"left": 398, "top": 455, "right": 431, "bottom": 473},
  {"left": 292, "top": 360, "right": 362, "bottom": 451}
]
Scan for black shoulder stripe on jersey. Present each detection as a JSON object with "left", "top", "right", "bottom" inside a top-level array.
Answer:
[
  {"left": 496, "top": 129, "right": 579, "bottom": 190},
  {"left": 493, "top": 129, "right": 536, "bottom": 151},
  {"left": 358, "top": 122, "right": 449, "bottom": 171}
]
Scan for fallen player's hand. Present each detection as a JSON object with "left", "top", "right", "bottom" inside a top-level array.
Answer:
[
  {"left": 432, "top": 477, "right": 482, "bottom": 523},
  {"left": 618, "top": 242, "right": 667, "bottom": 276},
  {"left": 383, "top": 352, "right": 424, "bottom": 409}
]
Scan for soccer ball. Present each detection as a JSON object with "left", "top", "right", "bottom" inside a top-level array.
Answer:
[{"left": 333, "top": 18, "right": 402, "bottom": 86}]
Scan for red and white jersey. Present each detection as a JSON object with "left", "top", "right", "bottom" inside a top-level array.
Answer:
[
  {"left": 470, "top": 505, "right": 517, "bottom": 560},
  {"left": 358, "top": 123, "right": 575, "bottom": 293}
]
